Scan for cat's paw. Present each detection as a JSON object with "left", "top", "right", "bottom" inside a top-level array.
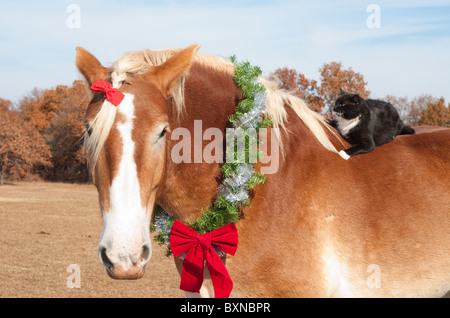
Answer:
[{"left": 339, "top": 150, "right": 350, "bottom": 160}]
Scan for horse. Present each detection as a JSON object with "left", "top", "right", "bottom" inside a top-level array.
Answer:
[{"left": 75, "top": 44, "right": 450, "bottom": 297}]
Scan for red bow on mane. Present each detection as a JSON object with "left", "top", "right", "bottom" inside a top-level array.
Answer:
[
  {"left": 90, "top": 78, "right": 125, "bottom": 106},
  {"left": 170, "top": 220, "right": 238, "bottom": 298}
]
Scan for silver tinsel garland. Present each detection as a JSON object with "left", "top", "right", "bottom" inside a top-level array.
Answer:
[
  {"left": 233, "top": 91, "right": 266, "bottom": 129},
  {"left": 154, "top": 208, "right": 172, "bottom": 240}
]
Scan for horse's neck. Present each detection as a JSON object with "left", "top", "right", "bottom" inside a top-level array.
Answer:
[
  {"left": 156, "top": 65, "right": 242, "bottom": 222},
  {"left": 155, "top": 65, "right": 339, "bottom": 223}
]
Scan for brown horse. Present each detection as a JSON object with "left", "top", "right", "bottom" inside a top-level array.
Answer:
[{"left": 76, "top": 44, "right": 450, "bottom": 297}]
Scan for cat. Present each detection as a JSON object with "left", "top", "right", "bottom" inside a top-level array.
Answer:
[{"left": 328, "top": 89, "right": 415, "bottom": 160}]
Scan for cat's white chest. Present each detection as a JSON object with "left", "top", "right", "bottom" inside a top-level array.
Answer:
[{"left": 336, "top": 115, "right": 361, "bottom": 137}]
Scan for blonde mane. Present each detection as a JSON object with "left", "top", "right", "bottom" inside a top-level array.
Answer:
[{"left": 84, "top": 48, "right": 338, "bottom": 166}]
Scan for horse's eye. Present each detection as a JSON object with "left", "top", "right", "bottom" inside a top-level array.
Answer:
[
  {"left": 159, "top": 126, "right": 168, "bottom": 139},
  {"left": 85, "top": 123, "right": 92, "bottom": 136}
]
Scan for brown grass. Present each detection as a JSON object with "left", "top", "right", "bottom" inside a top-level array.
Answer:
[{"left": 0, "top": 182, "right": 183, "bottom": 298}]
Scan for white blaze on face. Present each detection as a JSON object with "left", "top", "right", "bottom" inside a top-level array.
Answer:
[{"left": 99, "top": 93, "right": 151, "bottom": 275}]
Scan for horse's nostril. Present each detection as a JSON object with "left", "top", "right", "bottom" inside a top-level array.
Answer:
[
  {"left": 141, "top": 243, "right": 151, "bottom": 264},
  {"left": 99, "top": 246, "right": 114, "bottom": 272}
]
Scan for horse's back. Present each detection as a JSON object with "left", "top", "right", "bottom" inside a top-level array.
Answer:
[
  {"left": 230, "top": 124, "right": 449, "bottom": 297},
  {"left": 412, "top": 125, "right": 448, "bottom": 134},
  {"left": 324, "top": 125, "right": 450, "bottom": 297}
]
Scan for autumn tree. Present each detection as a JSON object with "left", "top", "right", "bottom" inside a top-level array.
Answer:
[
  {"left": 417, "top": 97, "right": 450, "bottom": 127},
  {"left": 0, "top": 97, "right": 11, "bottom": 112},
  {"left": 270, "top": 68, "right": 323, "bottom": 112},
  {"left": 12, "top": 80, "right": 90, "bottom": 183},
  {"left": 0, "top": 103, "right": 51, "bottom": 184},
  {"left": 45, "top": 80, "right": 90, "bottom": 182},
  {"left": 271, "top": 61, "right": 370, "bottom": 114},
  {"left": 385, "top": 94, "right": 439, "bottom": 126},
  {"left": 19, "top": 85, "right": 70, "bottom": 134}
]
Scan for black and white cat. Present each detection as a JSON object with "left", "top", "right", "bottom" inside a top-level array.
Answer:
[{"left": 329, "top": 89, "right": 415, "bottom": 160}]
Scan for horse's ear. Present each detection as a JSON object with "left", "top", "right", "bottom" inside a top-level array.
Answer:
[
  {"left": 76, "top": 47, "right": 109, "bottom": 86},
  {"left": 339, "top": 88, "right": 348, "bottom": 96},
  {"left": 147, "top": 43, "right": 201, "bottom": 96}
]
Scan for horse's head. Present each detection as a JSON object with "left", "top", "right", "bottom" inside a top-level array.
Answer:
[{"left": 76, "top": 44, "right": 200, "bottom": 279}]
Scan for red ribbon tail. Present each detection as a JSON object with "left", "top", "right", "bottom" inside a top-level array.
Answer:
[
  {"left": 179, "top": 245, "right": 204, "bottom": 294},
  {"left": 205, "top": 247, "right": 234, "bottom": 298}
]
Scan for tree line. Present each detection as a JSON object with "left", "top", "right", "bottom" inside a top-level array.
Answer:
[
  {"left": 0, "top": 80, "right": 89, "bottom": 184},
  {"left": 1, "top": 62, "right": 449, "bottom": 184}
]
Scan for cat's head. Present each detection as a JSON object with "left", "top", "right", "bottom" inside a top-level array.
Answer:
[{"left": 333, "top": 91, "right": 364, "bottom": 119}]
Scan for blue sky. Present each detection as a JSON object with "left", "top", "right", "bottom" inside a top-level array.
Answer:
[{"left": 1, "top": 0, "right": 449, "bottom": 104}]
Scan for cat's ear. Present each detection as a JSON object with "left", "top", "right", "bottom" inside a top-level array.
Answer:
[
  {"left": 339, "top": 88, "right": 348, "bottom": 96},
  {"left": 352, "top": 94, "right": 362, "bottom": 103}
]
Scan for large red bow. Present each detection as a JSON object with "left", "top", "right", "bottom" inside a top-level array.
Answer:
[
  {"left": 170, "top": 220, "right": 238, "bottom": 298},
  {"left": 90, "top": 78, "right": 125, "bottom": 106}
]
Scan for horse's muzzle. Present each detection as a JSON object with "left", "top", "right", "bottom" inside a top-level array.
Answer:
[{"left": 99, "top": 242, "right": 151, "bottom": 280}]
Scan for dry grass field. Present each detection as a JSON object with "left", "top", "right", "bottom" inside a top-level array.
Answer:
[{"left": 0, "top": 182, "right": 184, "bottom": 298}]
